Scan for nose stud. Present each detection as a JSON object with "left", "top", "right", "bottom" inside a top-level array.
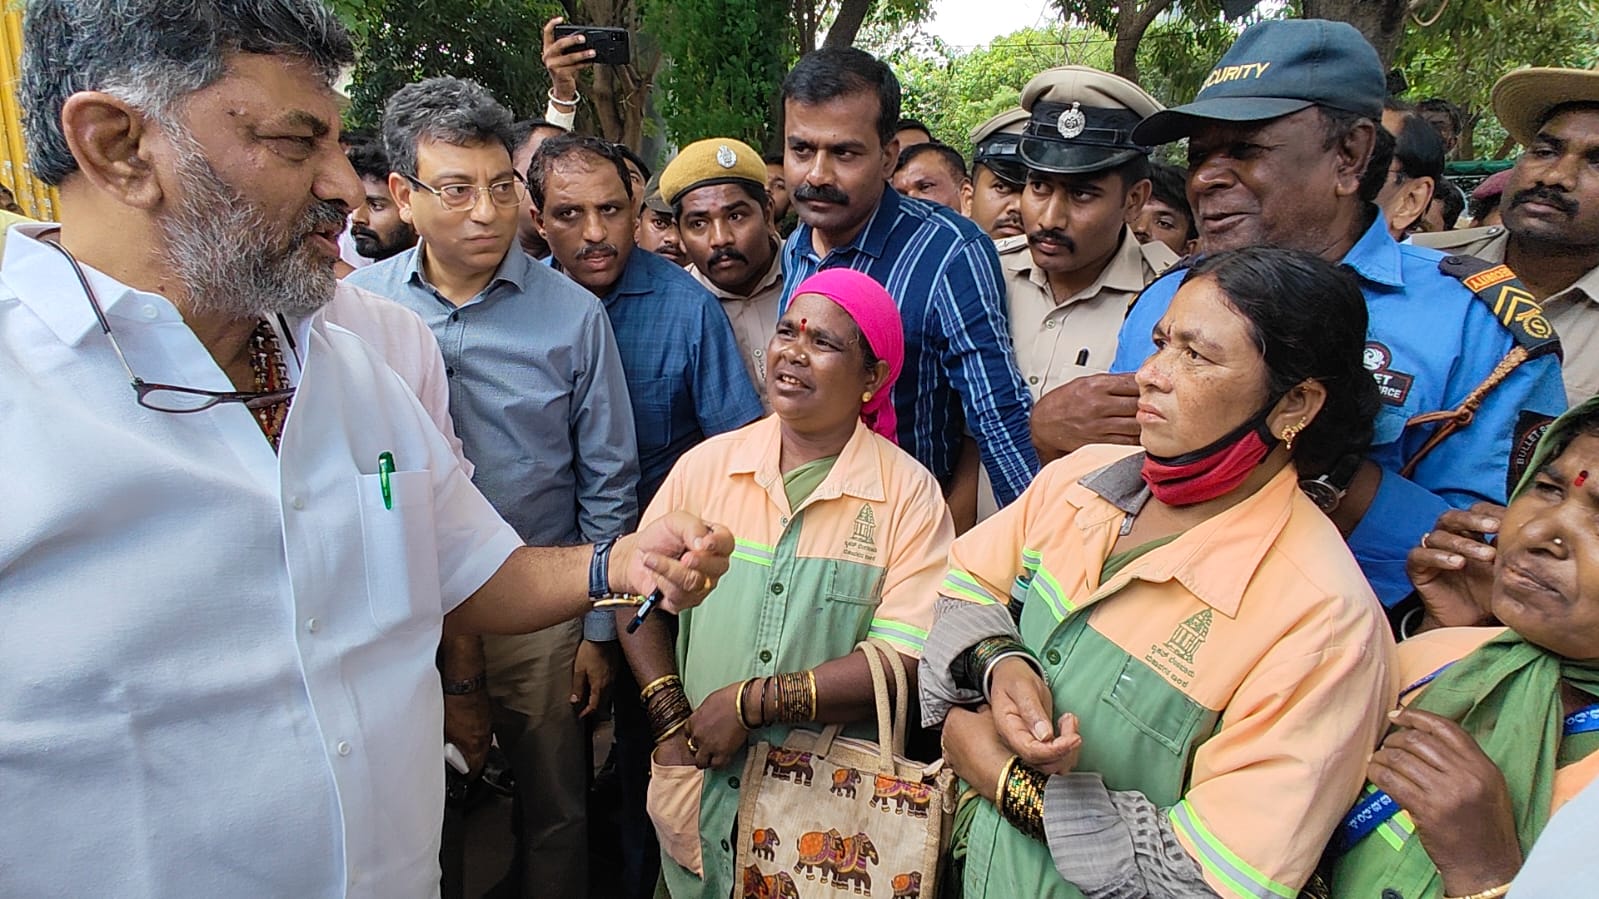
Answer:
[{"left": 1554, "top": 537, "right": 1565, "bottom": 547}]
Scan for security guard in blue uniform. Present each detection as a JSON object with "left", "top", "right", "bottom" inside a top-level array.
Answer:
[{"left": 1107, "top": 19, "right": 1568, "bottom": 615}]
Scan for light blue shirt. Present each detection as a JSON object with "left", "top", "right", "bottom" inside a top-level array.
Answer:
[
  {"left": 349, "top": 244, "right": 640, "bottom": 638},
  {"left": 1112, "top": 213, "right": 1568, "bottom": 605}
]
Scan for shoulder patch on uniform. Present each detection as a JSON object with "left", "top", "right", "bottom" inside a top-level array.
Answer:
[
  {"left": 1438, "top": 255, "right": 1563, "bottom": 361},
  {"left": 1509, "top": 410, "right": 1556, "bottom": 497}
]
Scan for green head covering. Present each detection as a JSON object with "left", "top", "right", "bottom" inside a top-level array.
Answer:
[{"left": 1512, "top": 395, "right": 1599, "bottom": 500}]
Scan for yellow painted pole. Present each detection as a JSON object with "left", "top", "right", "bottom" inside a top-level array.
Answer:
[{"left": 1, "top": 7, "right": 58, "bottom": 220}]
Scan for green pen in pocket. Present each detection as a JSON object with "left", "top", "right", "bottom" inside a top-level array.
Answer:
[{"left": 378, "top": 451, "right": 396, "bottom": 510}]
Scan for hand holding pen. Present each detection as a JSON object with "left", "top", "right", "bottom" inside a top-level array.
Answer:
[{"left": 608, "top": 512, "right": 734, "bottom": 627}]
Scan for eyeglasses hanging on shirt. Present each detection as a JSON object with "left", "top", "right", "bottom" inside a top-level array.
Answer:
[{"left": 39, "top": 232, "right": 300, "bottom": 414}]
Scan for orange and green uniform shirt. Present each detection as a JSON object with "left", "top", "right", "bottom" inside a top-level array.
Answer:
[
  {"left": 921, "top": 445, "right": 1397, "bottom": 898},
  {"left": 642, "top": 416, "right": 954, "bottom": 899}
]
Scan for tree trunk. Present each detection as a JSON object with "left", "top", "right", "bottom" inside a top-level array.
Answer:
[
  {"left": 1302, "top": 0, "right": 1408, "bottom": 69},
  {"left": 575, "top": 0, "right": 656, "bottom": 146},
  {"left": 822, "top": 0, "right": 874, "bottom": 49},
  {"left": 1111, "top": 0, "right": 1176, "bottom": 86}
]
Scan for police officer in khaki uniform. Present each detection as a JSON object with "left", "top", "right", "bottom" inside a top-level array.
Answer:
[
  {"left": 974, "top": 67, "right": 1177, "bottom": 519},
  {"left": 1415, "top": 67, "right": 1599, "bottom": 406},
  {"left": 964, "top": 107, "right": 1029, "bottom": 240},
  {"left": 1003, "top": 66, "right": 1177, "bottom": 456},
  {"left": 660, "top": 138, "right": 783, "bottom": 408}
]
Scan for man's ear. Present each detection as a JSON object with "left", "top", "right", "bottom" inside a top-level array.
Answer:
[
  {"left": 880, "top": 136, "right": 901, "bottom": 180},
  {"left": 1123, "top": 177, "right": 1153, "bottom": 219},
  {"left": 959, "top": 179, "right": 974, "bottom": 215},
  {"left": 388, "top": 172, "right": 417, "bottom": 225},
  {"left": 59, "top": 91, "right": 164, "bottom": 210},
  {"left": 1392, "top": 176, "right": 1436, "bottom": 234},
  {"left": 1333, "top": 119, "right": 1377, "bottom": 200}
]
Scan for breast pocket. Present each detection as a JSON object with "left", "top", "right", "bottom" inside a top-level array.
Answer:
[
  {"left": 357, "top": 470, "right": 443, "bottom": 633},
  {"left": 630, "top": 376, "right": 682, "bottom": 457}
]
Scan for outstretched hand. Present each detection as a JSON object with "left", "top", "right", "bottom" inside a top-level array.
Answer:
[{"left": 612, "top": 512, "right": 734, "bottom": 614}]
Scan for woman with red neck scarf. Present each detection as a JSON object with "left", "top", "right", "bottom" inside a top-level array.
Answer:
[{"left": 919, "top": 246, "right": 1398, "bottom": 899}]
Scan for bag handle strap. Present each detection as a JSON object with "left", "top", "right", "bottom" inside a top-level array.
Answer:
[{"left": 803, "top": 640, "right": 912, "bottom": 770}]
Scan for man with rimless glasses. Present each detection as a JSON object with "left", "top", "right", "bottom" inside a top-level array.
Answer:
[
  {"left": 348, "top": 76, "right": 640, "bottom": 899},
  {"left": 0, "top": 3, "right": 729, "bottom": 897}
]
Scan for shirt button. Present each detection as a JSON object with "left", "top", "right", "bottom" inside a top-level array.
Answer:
[
  {"left": 779, "top": 516, "right": 789, "bottom": 527},
  {"left": 1046, "top": 319, "right": 1057, "bottom": 329},
  {"left": 759, "top": 650, "right": 772, "bottom": 663},
  {"left": 1381, "top": 890, "right": 1403, "bottom": 899},
  {"left": 770, "top": 583, "right": 784, "bottom": 595},
  {"left": 445, "top": 367, "right": 455, "bottom": 377},
  {"left": 305, "top": 617, "right": 319, "bottom": 633},
  {"left": 720, "top": 839, "right": 731, "bottom": 852},
  {"left": 728, "top": 776, "right": 741, "bottom": 789},
  {"left": 336, "top": 740, "right": 351, "bottom": 757},
  {"left": 1045, "top": 649, "right": 1062, "bottom": 665},
  {"left": 1028, "top": 376, "right": 1039, "bottom": 385},
  {"left": 141, "top": 304, "right": 158, "bottom": 319},
  {"left": 289, "top": 495, "right": 305, "bottom": 510}
]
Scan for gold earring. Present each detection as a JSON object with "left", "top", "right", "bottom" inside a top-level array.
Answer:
[
  {"left": 1281, "top": 419, "right": 1307, "bottom": 452},
  {"left": 862, "top": 391, "right": 873, "bottom": 403}
]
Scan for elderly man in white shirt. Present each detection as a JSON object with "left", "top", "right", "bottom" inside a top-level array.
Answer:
[{"left": 0, "top": 2, "right": 730, "bottom": 897}]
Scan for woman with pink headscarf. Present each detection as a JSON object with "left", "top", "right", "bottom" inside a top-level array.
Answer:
[{"left": 617, "top": 269, "right": 954, "bottom": 899}]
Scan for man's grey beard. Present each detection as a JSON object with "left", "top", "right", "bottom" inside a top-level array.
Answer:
[{"left": 157, "top": 127, "right": 343, "bottom": 319}]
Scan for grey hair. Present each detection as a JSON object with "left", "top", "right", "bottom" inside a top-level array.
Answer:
[
  {"left": 19, "top": 0, "right": 354, "bottom": 186},
  {"left": 380, "top": 77, "right": 517, "bottom": 179}
]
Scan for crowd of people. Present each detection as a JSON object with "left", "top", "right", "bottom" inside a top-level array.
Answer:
[{"left": 6, "top": 1, "right": 1599, "bottom": 898}]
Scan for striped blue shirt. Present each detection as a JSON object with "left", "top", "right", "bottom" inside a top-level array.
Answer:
[{"left": 781, "top": 188, "right": 1039, "bottom": 505}]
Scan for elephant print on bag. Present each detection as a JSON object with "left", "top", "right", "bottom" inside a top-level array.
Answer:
[
  {"left": 890, "top": 871, "right": 922, "bottom": 899},
  {"left": 869, "top": 775, "right": 932, "bottom": 818},
  {"left": 752, "top": 827, "right": 781, "bottom": 861},
  {"left": 764, "top": 749, "right": 816, "bottom": 786},
  {"left": 795, "top": 829, "right": 879, "bottom": 894},
  {"left": 743, "top": 864, "right": 800, "bottom": 899},
  {"left": 830, "top": 767, "right": 861, "bottom": 798}
]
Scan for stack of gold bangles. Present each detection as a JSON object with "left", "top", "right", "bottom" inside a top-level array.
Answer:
[
  {"left": 773, "top": 670, "right": 817, "bottom": 724},
  {"left": 641, "top": 674, "right": 692, "bottom": 744},
  {"left": 997, "top": 755, "right": 1048, "bottom": 840}
]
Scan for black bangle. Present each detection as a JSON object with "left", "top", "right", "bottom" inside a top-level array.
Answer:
[
  {"left": 590, "top": 537, "right": 616, "bottom": 599},
  {"left": 442, "top": 673, "right": 486, "bottom": 695}
]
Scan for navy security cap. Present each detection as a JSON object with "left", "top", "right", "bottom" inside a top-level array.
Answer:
[
  {"left": 1017, "top": 66, "right": 1163, "bottom": 176},
  {"left": 969, "top": 107, "right": 1029, "bottom": 185},
  {"left": 1132, "top": 19, "right": 1385, "bottom": 146}
]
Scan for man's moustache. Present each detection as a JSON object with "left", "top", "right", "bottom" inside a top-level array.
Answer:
[
  {"left": 706, "top": 247, "right": 748, "bottom": 267},
  {"left": 794, "top": 184, "right": 849, "bottom": 205},
  {"left": 577, "top": 242, "right": 618, "bottom": 259},
  {"left": 1511, "top": 186, "right": 1578, "bottom": 216},
  {"left": 1027, "top": 229, "right": 1076, "bottom": 252}
]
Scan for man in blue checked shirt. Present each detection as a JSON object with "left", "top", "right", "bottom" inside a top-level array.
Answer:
[
  {"left": 1106, "top": 20, "right": 1568, "bottom": 617},
  {"left": 777, "top": 48, "right": 1040, "bottom": 508}
]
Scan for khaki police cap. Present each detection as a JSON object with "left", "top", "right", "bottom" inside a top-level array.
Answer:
[
  {"left": 969, "top": 107, "right": 1030, "bottom": 147},
  {"left": 659, "top": 137, "right": 767, "bottom": 207},
  {"left": 1018, "top": 66, "right": 1163, "bottom": 175},
  {"left": 1492, "top": 67, "right": 1599, "bottom": 148}
]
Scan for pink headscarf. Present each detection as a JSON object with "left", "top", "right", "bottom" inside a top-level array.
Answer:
[{"left": 789, "top": 269, "right": 905, "bottom": 443}]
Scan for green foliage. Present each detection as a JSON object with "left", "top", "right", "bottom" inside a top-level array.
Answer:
[
  {"left": 889, "top": 25, "right": 1114, "bottom": 153},
  {"left": 1397, "top": 0, "right": 1599, "bottom": 158},
  {"left": 644, "top": 0, "right": 791, "bottom": 149},
  {"left": 331, "top": 0, "right": 563, "bottom": 130}
]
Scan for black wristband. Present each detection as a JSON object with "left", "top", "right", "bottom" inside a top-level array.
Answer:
[
  {"left": 590, "top": 537, "right": 616, "bottom": 599},
  {"left": 442, "top": 673, "right": 486, "bottom": 695}
]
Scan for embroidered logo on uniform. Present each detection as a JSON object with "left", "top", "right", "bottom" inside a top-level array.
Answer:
[
  {"left": 1363, "top": 341, "right": 1414, "bottom": 407},
  {"left": 843, "top": 504, "right": 878, "bottom": 561},
  {"left": 1163, "top": 609, "right": 1212, "bottom": 664},
  {"left": 1487, "top": 284, "right": 1554, "bottom": 340},
  {"left": 715, "top": 144, "right": 738, "bottom": 169},
  {"left": 1509, "top": 410, "right": 1557, "bottom": 497},
  {"left": 1056, "top": 102, "right": 1086, "bottom": 139},
  {"left": 1463, "top": 264, "right": 1516, "bottom": 293}
]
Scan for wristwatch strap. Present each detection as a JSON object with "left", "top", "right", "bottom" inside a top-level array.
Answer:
[{"left": 589, "top": 537, "right": 615, "bottom": 599}]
